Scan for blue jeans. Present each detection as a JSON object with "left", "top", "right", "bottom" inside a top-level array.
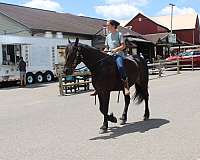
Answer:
[{"left": 113, "top": 54, "right": 127, "bottom": 80}]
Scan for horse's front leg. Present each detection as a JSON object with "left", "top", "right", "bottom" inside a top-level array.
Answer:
[
  {"left": 98, "top": 91, "right": 110, "bottom": 134},
  {"left": 98, "top": 91, "right": 117, "bottom": 134},
  {"left": 120, "top": 93, "right": 130, "bottom": 125}
]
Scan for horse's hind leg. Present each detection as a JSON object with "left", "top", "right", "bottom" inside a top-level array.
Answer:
[
  {"left": 120, "top": 94, "right": 130, "bottom": 125},
  {"left": 144, "top": 89, "right": 150, "bottom": 120}
]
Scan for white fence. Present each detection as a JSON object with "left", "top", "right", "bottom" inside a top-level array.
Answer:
[{"left": 148, "top": 57, "right": 197, "bottom": 78}]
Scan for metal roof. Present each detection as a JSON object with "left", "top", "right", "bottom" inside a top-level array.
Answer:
[{"left": 150, "top": 13, "right": 198, "bottom": 30}]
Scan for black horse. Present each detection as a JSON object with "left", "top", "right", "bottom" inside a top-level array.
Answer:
[{"left": 64, "top": 38, "right": 150, "bottom": 134}]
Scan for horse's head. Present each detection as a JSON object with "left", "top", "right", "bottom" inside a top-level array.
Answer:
[{"left": 63, "top": 38, "right": 82, "bottom": 75}]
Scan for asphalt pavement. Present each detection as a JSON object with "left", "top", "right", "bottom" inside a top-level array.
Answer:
[{"left": 0, "top": 70, "right": 200, "bottom": 160}]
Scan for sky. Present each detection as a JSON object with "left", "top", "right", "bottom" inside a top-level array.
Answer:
[{"left": 1, "top": 0, "right": 200, "bottom": 25}]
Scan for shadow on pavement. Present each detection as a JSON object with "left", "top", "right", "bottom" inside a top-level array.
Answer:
[
  {"left": 61, "top": 89, "right": 95, "bottom": 96},
  {"left": 0, "top": 82, "right": 55, "bottom": 90},
  {"left": 90, "top": 118, "right": 170, "bottom": 140}
]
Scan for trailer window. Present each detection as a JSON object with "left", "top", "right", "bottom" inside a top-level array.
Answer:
[{"left": 2, "top": 44, "right": 21, "bottom": 65}]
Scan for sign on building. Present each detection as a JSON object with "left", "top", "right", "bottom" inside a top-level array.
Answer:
[{"left": 168, "top": 33, "right": 176, "bottom": 44}]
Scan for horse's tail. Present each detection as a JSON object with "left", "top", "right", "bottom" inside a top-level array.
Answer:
[
  {"left": 133, "top": 53, "right": 149, "bottom": 104},
  {"left": 139, "top": 53, "right": 149, "bottom": 81},
  {"left": 133, "top": 83, "right": 145, "bottom": 104}
]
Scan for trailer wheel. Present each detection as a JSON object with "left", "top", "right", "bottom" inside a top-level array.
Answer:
[
  {"left": 35, "top": 72, "right": 43, "bottom": 83},
  {"left": 44, "top": 71, "right": 54, "bottom": 82},
  {"left": 26, "top": 72, "right": 35, "bottom": 84}
]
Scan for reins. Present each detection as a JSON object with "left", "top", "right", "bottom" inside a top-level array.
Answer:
[
  {"left": 74, "top": 46, "right": 112, "bottom": 71},
  {"left": 90, "top": 54, "right": 111, "bottom": 69}
]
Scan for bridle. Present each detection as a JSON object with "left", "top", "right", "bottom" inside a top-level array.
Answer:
[
  {"left": 65, "top": 45, "right": 84, "bottom": 73},
  {"left": 72, "top": 45, "right": 83, "bottom": 67}
]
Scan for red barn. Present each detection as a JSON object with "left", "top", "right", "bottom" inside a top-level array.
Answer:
[{"left": 126, "top": 13, "right": 200, "bottom": 45}]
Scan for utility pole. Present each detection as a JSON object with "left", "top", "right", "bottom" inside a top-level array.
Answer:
[
  {"left": 169, "top": 3, "right": 175, "bottom": 57},
  {"left": 169, "top": 3, "right": 175, "bottom": 33}
]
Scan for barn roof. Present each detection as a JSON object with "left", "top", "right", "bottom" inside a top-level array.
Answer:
[
  {"left": 0, "top": 2, "right": 143, "bottom": 38},
  {"left": 0, "top": 3, "right": 105, "bottom": 35},
  {"left": 150, "top": 13, "right": 198, "bottom": 30},
  {"left": 143, "top": 32, "right": 183, "bottom": 45},
  {"left": 143, "top": 32, "right": 169, "bottom": 44}
]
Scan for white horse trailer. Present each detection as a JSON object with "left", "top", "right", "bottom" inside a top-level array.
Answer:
[{"left": 0, "top": 35, "right": 91, "bottom": 84}]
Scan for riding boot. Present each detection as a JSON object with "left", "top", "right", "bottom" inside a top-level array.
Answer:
[
  {"left": 90, "top": 90, "right": 97, "bottom": 96},
  {"left": 122, "top": 79, "right": 130, "bottom": 96}
]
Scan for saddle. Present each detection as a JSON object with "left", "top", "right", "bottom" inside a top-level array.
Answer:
[
  {"left": 124, "top": 54, "right": 141, "bottom": 67},
  {"left": 127, "top": 54, "right": 141, "bottom": 62}
]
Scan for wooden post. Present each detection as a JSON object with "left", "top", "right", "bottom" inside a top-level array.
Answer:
[
  {"left": 158, "top": 60, "right": 162, "bottom": 77},
  {"left": 177, "top": 59, "right": 180, "bottom": 74},
  {"left": 59, "top": 75, "right": 64, "bottom": 96},
  {"left": 192, "top": 56, "right": 194, "bottom": 71}
]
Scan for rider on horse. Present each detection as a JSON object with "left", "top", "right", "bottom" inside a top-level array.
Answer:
[
  {"left": 90, "top": 19, "right": 130, "bottom": 96},
  {"left": 64, "top": 33, "right": 150, "bottom": 134}
]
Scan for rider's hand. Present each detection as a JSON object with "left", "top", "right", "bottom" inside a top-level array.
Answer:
[
  {"left": 103, "top": 48, "right": 109, "bottom": 54},
  {"left": 111, "top": 48, "right": 117, "bottom": 53},
  {"left": 104, "top": 48, "right": 109, "bottom": 52}
]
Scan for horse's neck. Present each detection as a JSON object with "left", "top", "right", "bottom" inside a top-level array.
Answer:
[{"left": 81, "top": 47, "right": 106, "bottom": 72}]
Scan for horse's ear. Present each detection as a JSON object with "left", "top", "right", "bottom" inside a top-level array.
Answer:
[
  {"left": 68, "top": 38, "right": 71, "bottom": 44},
  {"left": 75, "top": 37, "right": 79, "bottom": 46}
]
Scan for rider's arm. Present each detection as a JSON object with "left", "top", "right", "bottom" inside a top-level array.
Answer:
[
  {"left": 111, "top": 42, "right": 125, "bottom": 53},
  {"left": 103, "top": 36, "right": 109, "bottom": 53}
]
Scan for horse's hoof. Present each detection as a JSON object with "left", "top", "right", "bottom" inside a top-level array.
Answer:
[
  {"left": 144, "top": 116, "right": 149, "bottom": 121},
  {"left": 99, "top": 128, "right": 107, "bottom": 134},
  {"left": 120, "top": 119, "right": 127, "bottom": 125},
  {"left": 108, "top": 113, "right": 117, "bottom": 123},
  {"left": 119, "top": 117, "right": 127, "bottom": 125},
  {"left": 99, "top": 125, "right": 108, "bottom": 134}
]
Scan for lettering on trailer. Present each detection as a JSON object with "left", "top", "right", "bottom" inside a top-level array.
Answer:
[
  {"left": 25, "top": 45, "right": 29, "bottom": 67},
  {"left": 52, "top": 46, "right": 55, "bottom": 69}
]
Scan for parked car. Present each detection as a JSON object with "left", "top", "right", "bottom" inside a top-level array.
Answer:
[{"left": 166, "top": 50, "right": 200, "bottom": 67}]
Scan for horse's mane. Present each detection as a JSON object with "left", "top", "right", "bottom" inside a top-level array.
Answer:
[
  {"left": 79, "top": 43, "right": 99, "bottom": 52},
  {"left": 78, "top": 43, "right": 107, "bottom": 57}
]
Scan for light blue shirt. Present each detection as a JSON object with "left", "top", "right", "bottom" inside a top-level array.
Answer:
[{"left": 105, "top": 31, "right": 124, "bottom": 56}]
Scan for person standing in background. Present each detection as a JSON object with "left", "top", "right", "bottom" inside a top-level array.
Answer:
[{"left": 18, "top": 57, "right": 26, "bottom": 87}]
